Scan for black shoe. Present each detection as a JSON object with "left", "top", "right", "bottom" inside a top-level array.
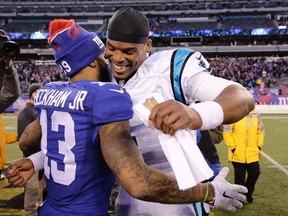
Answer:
[{"left": 246, "top": 194, "right": 253, "bottom": 203}]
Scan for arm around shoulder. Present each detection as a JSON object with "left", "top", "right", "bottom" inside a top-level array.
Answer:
[
  {"left": 99, "top": 120, "right": 207, "bottom": 203},
  {"left": 99, "top": 120, "right": 246, "bottom": 210}
]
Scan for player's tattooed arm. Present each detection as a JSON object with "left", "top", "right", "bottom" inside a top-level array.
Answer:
[
  {"left": 99, "top": 120, "right": 213, "bottom": 204},
  {"left": 19, "top": 118, "right": 42, "bottom": 152}
]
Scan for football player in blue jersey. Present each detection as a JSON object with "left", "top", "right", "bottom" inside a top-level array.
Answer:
[{"left": 7, "top": 19, "right": 248, "bottom": 216}]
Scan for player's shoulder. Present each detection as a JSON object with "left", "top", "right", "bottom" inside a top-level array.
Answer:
[
  {"left": 41, "top": 81, "right": 69, "bottom": 89},
  {"left": 153, "top": 48, "right": 197, "bottom": 56},
  {"left": 88, "top": 81, "right": 119, "bottom": 89},
  {"left": 138, "top": 49, "right": 178, "bottom": 76},
  {"left": 87, "top": 81, "right": 126, "bottom": 94},
  {"left": 148, "top": 49, "right": 178, "bottom": 60},
  {"left": 68, "top": 80, "right": 118, "bottom": 92},
  {"left": 85, "top": 81, "right": 131, "bottom": 102},
  {"left": 146, "top": 48, "right": 202, "bottom": 64},
  {"left": 44, "top": 81, "right": 68, "bottom": 86},
  {"left": 171, "top": 48, "right": 203, "bottom": 59},
  {"left": 89, "top": 82, "right": 133, "bottom": 123},
  {"left": 172, "top": 49, "right": 210, "bottom": 72}
]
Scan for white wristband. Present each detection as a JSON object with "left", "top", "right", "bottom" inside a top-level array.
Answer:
[
  {"left": 190, "top": 101, "right": 224, "bottom": 130},
  {"left": 28, "top": 151, "right": 45, "bottom": 172}
]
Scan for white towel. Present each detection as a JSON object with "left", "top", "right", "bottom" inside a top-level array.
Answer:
[{"left": 133, "top": 93, "right": 213, "bottom": 190}]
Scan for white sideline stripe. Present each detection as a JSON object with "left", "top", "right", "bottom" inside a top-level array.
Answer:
[
  {"left": 6, "top": 126, "right": 16, "bottom": 130},
  {"left": 261, "top": 151, "right": 288, "bottom": 176},
  {"left": 2, "top": 115, "right": 17, "bottom": 119},
  {"left": 261, "top": 117, "right": 288, "bottom": 119}
]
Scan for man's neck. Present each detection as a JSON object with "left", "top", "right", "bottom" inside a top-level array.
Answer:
[
  {"left": 70, "top": 68, "right": 99, "bottom": 83},
  {"left": 115, "top": 70, "right": 137, "bottom": 86}
]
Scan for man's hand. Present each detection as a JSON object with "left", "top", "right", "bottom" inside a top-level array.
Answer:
[
  {"left": 210, "top": 167, "right": 247, "bottom": 212},
  {"left": 6, "top": 158, "right": 35, "bottom": 187},
  {"left": 149, "top": 100, "right": 202, "bottom": 135}
]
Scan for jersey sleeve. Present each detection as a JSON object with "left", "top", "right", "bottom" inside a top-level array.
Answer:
[
  {"left": 182, "top": 50, "right": 211, "bottom": 77},
  {"left": 170, "top": 48, "right": 211, "bottom": 104},
  {"left": 170, "top": 48, "right": 237, "bottom": 104},
  {"left": 91, "top": 83, "right": 133, "bottom": 124}
]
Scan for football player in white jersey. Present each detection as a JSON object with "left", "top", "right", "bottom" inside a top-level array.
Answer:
[{"left": 105, "top": 7, "right": 255, "bottom": 216}]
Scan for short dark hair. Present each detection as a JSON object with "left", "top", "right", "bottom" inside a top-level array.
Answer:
[{"left": 28, "top": 84, "right": 41, "bottom": 99}]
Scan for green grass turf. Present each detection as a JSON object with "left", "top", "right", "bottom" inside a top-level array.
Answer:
[
  {"left": 0, "top": 113, "right": 24, "bottom": 216},
  {"left": 214, "top": 114, "right": 288, "bottom": 216},
  {"left": 1, "top": 113, "right": 288, "bottom": 216}
]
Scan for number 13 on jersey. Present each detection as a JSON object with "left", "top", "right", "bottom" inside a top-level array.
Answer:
[{"left": 40, "top": 109, "right": 76, "bottom": 186}]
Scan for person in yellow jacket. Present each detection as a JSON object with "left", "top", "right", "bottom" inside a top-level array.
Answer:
[
  {"left": 223, "top": 109, "right": 265, "bottom": 204},
  {"left": 0, "top": 114, "right": 18, "bottom": 179}
]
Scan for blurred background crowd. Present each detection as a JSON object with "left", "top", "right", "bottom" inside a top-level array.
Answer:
[{"left": 1, "top": 0, "right": 288, "bottom": 97}]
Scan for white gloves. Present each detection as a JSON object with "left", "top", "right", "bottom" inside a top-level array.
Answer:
[{"left": 210, "top": 167, "right": 247, "bottom": 212}]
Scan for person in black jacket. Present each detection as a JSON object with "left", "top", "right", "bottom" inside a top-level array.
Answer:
[
  {"left": 18, "top": 84, "right": 41, "bottom": 156},
  {"left": 0, "top": 29, "right": 20, "bottom": 113},
  {"left": 17, "top": 83, "right": 43, "bottom": 216}
]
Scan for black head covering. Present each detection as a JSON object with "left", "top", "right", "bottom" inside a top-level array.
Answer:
[{"left": 107, "top": 7, "right": 149, "bottom": 44}]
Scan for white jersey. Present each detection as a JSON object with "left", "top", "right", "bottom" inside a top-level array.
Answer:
[
  {"left": 112, "top": 48, "right": 235, "bottom": 216},
  {"left": 113, "top": 48, "right": 233, "bottom": 171}
]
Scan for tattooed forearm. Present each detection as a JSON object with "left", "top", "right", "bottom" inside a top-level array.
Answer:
[
  {"left": 100, "top": 120, "right": 206, "bottom": 204},
  {"left": 100, "top": 121, "right": 143, "bottom": 175},
  {"left": 19, "top": 119, "right": 42, "bottom": 151},
  {"left": 136, "top": 169, "right": 206, "bottom": 204}
]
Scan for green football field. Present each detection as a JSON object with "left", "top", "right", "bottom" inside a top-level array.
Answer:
[
  {"left": 214, "top": 114, "right": 288, "bottom": 216},
  {"left": 0, "top": 113, "right": 287, "bottom": 216}
]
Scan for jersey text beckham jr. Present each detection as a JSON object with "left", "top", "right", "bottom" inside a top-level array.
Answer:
[{"left": 34, "top": 80, "right": 133, "bottom": 214}]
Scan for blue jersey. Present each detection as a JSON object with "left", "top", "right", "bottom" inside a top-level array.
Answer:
[{"left": 34, "top": 80, "right": 133, "bottom": 215}]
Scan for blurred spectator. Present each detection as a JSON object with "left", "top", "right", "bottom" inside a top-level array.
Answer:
[
  {"left": 209, "top": 56, "right": 287, "bottom": 89},
  {"left": 17, "top": 83, "right": 43, "bottom": 216},
  {"left": 14, "top": 60, "right": 66, "bottom": 95},
  {"left": 0, "top": 29, "right": 21, "bottom": 113},
  {"left": 209, "top": 125, "right": 224, "bottom": 144},
  {"left": 223, "top": 109, "right": 265, "bottom": 203},
  {"left": 0, "top": 114, "right": 18, "bottom": 180}
]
